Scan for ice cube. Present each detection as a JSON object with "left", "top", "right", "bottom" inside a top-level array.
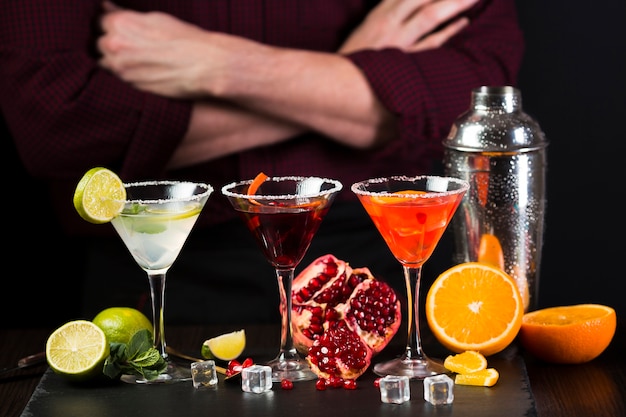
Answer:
[
  {"left": 241, "top": 365, "right": 273, "bottom": 393},
  {"left": 423, "top": 374, "right": 454, "bottom": 405},
  {"left": 379, "top": 375, "right": 411, "bottom": 404},
  {"left": 191, "top": 360, "right": 218, "bottom": 389}
]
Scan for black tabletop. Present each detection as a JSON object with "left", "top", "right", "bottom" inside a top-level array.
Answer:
[{"left": 2, "top": 321, "right": 625, "bottom": 417}]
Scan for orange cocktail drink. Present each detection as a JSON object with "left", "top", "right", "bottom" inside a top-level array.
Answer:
[{"left": 358, "top": 190, "right": 462, "bottom": 266}]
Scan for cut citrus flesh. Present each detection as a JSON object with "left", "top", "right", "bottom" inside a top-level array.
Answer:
[
  {"left": 92, "top": 307, "right": 153, "bottom": 344},
  {"left": 425, "top": 262, "right": 524, "bottom": 356},
  {"left": 46, "top": 320, "right": 110, "bottom": 381},
  {"left": 455, "top": 368, "right": 499, "bottom": 387},
  {"left": 444, "top": 350, "right": 487, "bottom": 374},
  {"left": 477, "top": 233, "right": 505, "bottom": 270},
  {"left": 371, "top": 190, "right": 427, "bottom": 205},
  {"left": 144, "top": 205, "right": 203, "bottom": 220},
  {"left": 73, "top": 167, "right": 126, "bottom": 224},
  {"left": 201, "top": 329, "right": 246, "bottom": 361},
  {"left": 519, "top": 304, "right": 616, "bottom": 364}
]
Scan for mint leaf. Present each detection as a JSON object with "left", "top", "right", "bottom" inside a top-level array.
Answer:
[{"left": 101, "top": 329, "right": 167, "bottom": 381}]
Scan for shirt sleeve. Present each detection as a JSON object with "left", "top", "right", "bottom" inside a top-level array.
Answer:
[
  {"left": 0, "top": 0, "right": 192, "bottom": 181},
  {"left": 345, "top": 0, "right": 524, "bottom": 156}
]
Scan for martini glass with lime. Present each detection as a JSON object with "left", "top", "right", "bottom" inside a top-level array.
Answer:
[
  {"left": 109, "top": 180, "right": 212, "bottom": 383},
  {"left": 74, "top": 169, "right": 213, "bottom": 383}
]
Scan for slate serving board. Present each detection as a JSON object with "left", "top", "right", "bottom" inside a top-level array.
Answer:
[{"left": 20, "top": 345, "right": 537, "bottom": 417}]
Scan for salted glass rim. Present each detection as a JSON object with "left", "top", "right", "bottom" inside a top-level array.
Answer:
[
  {"left": 351, "top": 175, "right": 469, "bottom": 198},
  {"left": 116, "top": 180, "right": 213, "bottom": 204},
  {"left": 221, "top": 175, "right": 343, "bottom": 199}
]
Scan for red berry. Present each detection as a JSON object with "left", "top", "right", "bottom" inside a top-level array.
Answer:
[
  {"left": 281, "top": 379, "right": 294, "bottom": 390},
  {"left": 315, "top": 378, "right": 327, "bottom": 391}
]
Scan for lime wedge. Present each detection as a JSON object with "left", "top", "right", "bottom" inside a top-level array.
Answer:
[
  {"left": 46, "top": 320, "right": 110, "bottom": 382},
  {"left": 73, "top": 167, "right": 126, "bottom": 224},
  {"left": 201, "top": 329, "right": 246, "bottom": 361}
]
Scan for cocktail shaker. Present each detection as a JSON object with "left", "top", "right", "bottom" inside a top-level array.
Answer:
[{"left": 443, "top": 86, "right": 548, "bottom": 312}]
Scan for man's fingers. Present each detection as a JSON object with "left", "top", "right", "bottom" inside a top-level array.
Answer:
[{"left": 410, "top": 17, "right": 469, "bottom": 52}]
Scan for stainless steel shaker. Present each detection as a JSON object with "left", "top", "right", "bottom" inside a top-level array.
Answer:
[{"left": 443, "top": 86, "right": 548, "bottom": 312}]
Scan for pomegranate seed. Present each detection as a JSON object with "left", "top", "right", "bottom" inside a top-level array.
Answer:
[
  {"left": 343, "top": 379, "right": 357, "bottom": 390},
  {"left": 241, "top": 358, "right": 254, "bottom": 368},
  {"left": 281, "top": 379, "right": 294, "bottom": 390},
  {"left": 309, "top": 323, "right": 323, "bottom": 334},
  {"left": 322, "top": 260, "right": 338, "bottom": 276},
  {"left": 308, "top": 277, "right": 321, "bottom": 290},
  {"left": 315, "top": 378, "right": 327, "bottom": 390},
  {"left": 373, "top": 377, "right": 382, "bottom": 388},
  {"left": 227, "top": 360, "right": 242, "bottom": 375},
  {"left": 327, "top": 375, "right": 344, "bottom": 388}
]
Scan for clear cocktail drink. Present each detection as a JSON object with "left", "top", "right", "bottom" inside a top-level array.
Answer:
[{"left": 112, "top": 203, "right": 203, "bottom": 271}]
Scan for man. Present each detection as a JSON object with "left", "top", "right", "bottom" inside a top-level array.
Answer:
[{"left": 0, "top": 0, "right": 524, "bottom": 324}]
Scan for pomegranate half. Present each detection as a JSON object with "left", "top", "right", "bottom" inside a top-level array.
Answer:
[{"left": 292, "top": 254, "right": 401, "bottom": 380}]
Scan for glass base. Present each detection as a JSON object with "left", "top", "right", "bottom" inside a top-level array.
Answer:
[
  {"left": 266, "top": 357, "right": 317, "bottom": 382},
  {"left": 120, "top": 360, "right": 192, "bottom": 384},
  {"left": 373, "top": 356, "right": 449, "bottom": 380}
]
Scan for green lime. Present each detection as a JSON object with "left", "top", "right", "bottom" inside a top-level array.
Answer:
[
  {"left": 46, "top": 320, "right": 110, "bottom": 382},
  {"left": 92, "top": 307, "right": 153, "bottom": 344},
  {"left": 201, "top": 329, "right": 246, "bottom": 361},
  {"left": 73, "top": 167, "right": 126, "bottom": 224}
]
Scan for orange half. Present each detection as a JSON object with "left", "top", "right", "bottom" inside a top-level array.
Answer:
[
  {"left": 425, "top": 262, "right": 523, "bottom": 356},
  {"left": 477, "top": 233, "right": 505, "bottom": 270},
  {"left": 519, "top": 304, "right": 616, "bottom": 364}
]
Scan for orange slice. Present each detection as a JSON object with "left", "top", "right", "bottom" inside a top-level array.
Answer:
[
  {"left": 425, "top": 262, "right": 524, "bottom": 356},
  {"left": 455, "top": 368, "right": 499, "bottom": 387},
  {"left": 519, "top": 304, "right": 616, "bottom": 364},
  {"left": 443, "top": 351, "right": 487, "bottom": 374}
]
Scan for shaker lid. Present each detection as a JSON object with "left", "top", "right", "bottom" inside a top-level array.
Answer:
[{"left": 443, "top": 86, "right": 548, "bottom": 152}]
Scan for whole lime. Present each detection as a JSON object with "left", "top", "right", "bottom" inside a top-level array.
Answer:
[{"left": 93, "top": 307, "right": 153, "bottom": 344}]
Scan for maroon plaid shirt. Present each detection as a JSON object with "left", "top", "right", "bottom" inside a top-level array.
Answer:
[{"left": 0, "top": 0, "right": 523, "bottom": 235}]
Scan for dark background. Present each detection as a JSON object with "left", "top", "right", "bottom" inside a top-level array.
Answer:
[
  {"left": 514, "top": 0, "right": 626, "bottom": 315},
  {"left": 3, "top": 0, "right": 626, "bottom": 328}
]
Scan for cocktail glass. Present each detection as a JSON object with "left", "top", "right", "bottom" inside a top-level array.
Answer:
[
  {"left": 111, "top": 180, "right": 213, "bottom": 384},
  {"left": 351, "top": 175, "right": 468, "bottom": 379},
  {"left": 221, "top": 176, "right": 343, "bottom": 382}
]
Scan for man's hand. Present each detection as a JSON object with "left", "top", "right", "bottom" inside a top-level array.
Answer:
[
  {"left": 98, "top": 3, "right": 239, "bottom": 98},
  {"left": 339, "top": 0, "right": 479, "bottom": 54}
]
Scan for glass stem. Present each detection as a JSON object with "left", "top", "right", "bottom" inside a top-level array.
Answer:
[
  {"left": 146, "top": 271, "right": 168, "bottom": 359},
  {"left": 275, "top": 267, "right": 299, "bottom": 360},
  {"left": 402, "top": 265, "right": 425, "bottom": 359}
]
